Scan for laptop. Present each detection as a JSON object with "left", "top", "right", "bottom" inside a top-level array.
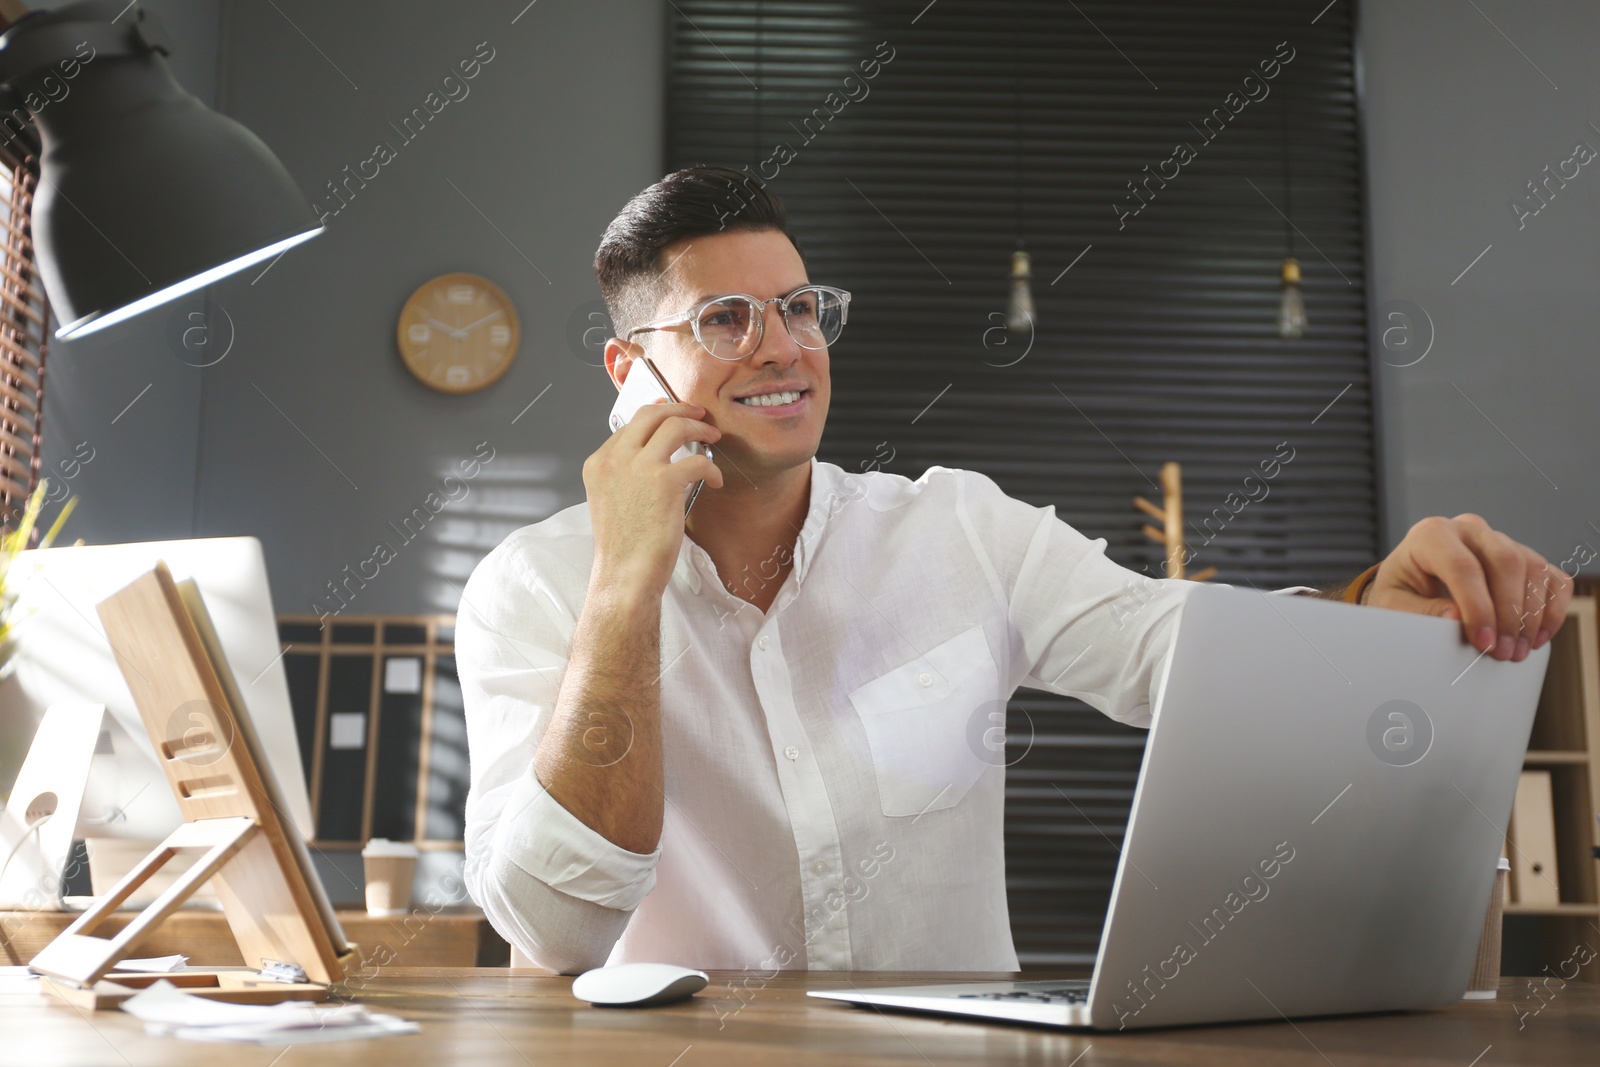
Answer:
[{"left": 809, "top": 582, "right": 1552, "bottom": 1030}]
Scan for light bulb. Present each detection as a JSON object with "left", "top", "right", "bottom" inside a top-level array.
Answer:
[
  {"left": 1007, "top": 249, "right": 1035, "bottom": 333},
  {"left": 1278, "top": 257, "right": 1306, "bottom": 338}
]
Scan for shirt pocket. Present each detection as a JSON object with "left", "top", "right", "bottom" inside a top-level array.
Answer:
[{"left": 847, "top": 624, "right": 1000, "bottom": 818}]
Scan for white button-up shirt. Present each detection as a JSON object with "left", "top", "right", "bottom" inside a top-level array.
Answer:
[{"left": 457, "top": 459, "right": 1317, "bottom": 974}]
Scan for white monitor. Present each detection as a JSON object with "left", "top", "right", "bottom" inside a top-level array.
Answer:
[{"left": 0, "top": 538, "right": 315, "bottom": 862}]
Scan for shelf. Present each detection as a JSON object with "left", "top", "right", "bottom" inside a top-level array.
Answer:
[
  {"left": 276, "top": 613, "right": 463, "bottom": 846},
  {"left": 1524, "top": 750, "right": 1591, "bottom": 765},
  {"left": 1505, "top": 596, "right": 1600, "bottom": 982},
  {"left": 1504, "top": 903, "right": 1600, "bottom": 917}
]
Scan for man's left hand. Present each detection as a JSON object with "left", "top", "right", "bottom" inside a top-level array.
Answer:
[{"left": 1366, "top": 513, "right": 1573, "bottom": 662}]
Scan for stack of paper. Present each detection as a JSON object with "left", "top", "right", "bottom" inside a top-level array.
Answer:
[
  {"left": 120, "top": 980, "right": 418, "bottom": 1044},
  {"left": 113, "top": 955, "right": 188, "bottom": 973}
]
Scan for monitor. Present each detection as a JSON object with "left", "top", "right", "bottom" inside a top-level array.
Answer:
[{"left": 0, "top": 537, "right": 314, "bottom": 904}]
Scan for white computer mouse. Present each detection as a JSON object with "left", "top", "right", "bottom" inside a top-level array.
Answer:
[{"left": 571, "top": 962, "right": 710, "bottom": 1007}]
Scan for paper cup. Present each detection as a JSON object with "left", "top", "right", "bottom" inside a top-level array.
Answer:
[
  {"left": 362, "top": 838, "right": 419, "bottom": 916},
  {"left": 1465, "top": 857, "right": 1511, "bottom": 999}
]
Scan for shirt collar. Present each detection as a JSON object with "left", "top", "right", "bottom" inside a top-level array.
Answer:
[
  {"left": 673, "top": 532, "right": 704, "bottom": 596},
  {"left": 672, "top": 456, "right": 840, "bottom": 597}
]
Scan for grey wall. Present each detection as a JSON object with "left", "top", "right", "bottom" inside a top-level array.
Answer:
[
  {"left": 196, "top": 0, "right": 667, "bottom": 620},
  {"left": 45, "top": 0, "right": 665, "bottom": 621},
  {"left": 41, "top": 1, "right": 1600, "bottom": 616},
  {"left": 1361, "top": 0, "right": 1600, "bottom": 567}
]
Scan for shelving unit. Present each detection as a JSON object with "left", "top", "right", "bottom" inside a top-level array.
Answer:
[
  {"left": 1503, "top": 595, "right": 1600, "bottom": 979},
  {"left": 274, "top": 614, "right": 464, "bottom": 854}
]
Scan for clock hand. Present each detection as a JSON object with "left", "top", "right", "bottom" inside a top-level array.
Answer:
[
  {"left": 424, "top": 315, "right": 467, "bottom": 339},
  {"left": 457, "top": 310, "right": 505, "bottom": 335}
]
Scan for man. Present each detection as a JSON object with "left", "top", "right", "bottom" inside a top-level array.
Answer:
[{"left": 458, "top": 166, "right": 1570, "bottom": 976}]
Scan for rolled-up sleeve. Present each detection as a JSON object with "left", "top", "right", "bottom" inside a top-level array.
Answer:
[{"left": 456, "top": 534, "right": 662, "bottom": 973}]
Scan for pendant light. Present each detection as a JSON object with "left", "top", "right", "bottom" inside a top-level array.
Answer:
[
  {"left": 1276, "top": 72, "right": 1306, "bottom": 338},
  {"left": 1007, "top": 247, "right": 1035, "bottom": 332},
  {"left": 1279, "top": 257, "right": 1306, "bottom": 338},
  {"left": 1005, "top": 11, "right": 1034, "bottom": 334}
]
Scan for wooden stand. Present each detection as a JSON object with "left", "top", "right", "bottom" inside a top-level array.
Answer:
[
  {"left": 40, "top": 968, "right": 329, "bottom": 1010},
  {"left": 27, "top": 562, "right": 356, "bottom": 1006},
  {"left": 31, "top": 817, "right": 259, "bottom": 987},
  {"left": 1134, "top": 461, "right": 1217, "bottom": 581}
]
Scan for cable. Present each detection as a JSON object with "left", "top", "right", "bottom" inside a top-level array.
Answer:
[
  {"left": 0, "top": 810, "right": 55, "bottom": 899},
  {"left": 75, "top": 780, "right": 147, "bottom": 828},
  {"left": 1279, "top": 71, "right": 1293, "bottom": 259},
  {"left": 1014, "top": 1, "right": 1023, "bottom": 249},
  {"left": 753, "top": 3, "right": 763, "bottom": 162}
]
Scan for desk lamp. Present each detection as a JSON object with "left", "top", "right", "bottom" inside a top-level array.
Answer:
[{"left": 0, "top": 0, "right": 321, "bottom": 339}]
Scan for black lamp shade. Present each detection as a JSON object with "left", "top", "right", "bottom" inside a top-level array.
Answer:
[{"left": 0, "top": 1, "right": 322, "bottom": 339}]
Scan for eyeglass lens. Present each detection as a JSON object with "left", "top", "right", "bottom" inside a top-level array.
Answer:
[{"left": 694, "top": 287, "right": 845, "bottom": 359}]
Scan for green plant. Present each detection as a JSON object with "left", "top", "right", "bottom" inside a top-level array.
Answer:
[{"left": 0, "top": 480, "right": 76, "bottom": 676}]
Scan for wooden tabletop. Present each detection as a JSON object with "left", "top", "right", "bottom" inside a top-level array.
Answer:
[
  {"left": 0, "top": 908, "right": 507, "bottom": 969},
  {"left": 4, "top": 967, "right": 1593, "bottom": 1065}
]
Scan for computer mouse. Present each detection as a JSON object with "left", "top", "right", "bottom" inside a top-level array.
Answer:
[{"left": 571, "top": 962, "right": 710, "bottom": 1007}]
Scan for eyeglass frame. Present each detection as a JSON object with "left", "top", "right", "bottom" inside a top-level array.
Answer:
[{"left": 624, "top": 283, "right": 852, "bottom": 361}]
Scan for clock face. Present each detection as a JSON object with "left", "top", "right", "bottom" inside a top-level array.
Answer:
[{"left": 396, "top": 272, "right": 520, "bottom": 394}]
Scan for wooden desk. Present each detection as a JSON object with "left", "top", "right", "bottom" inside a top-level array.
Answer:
[
  {"left": 0, "top": 908, "right": 508, "bottom": 969},
  {"left": 4, "top": 968, "right": 1594, "bottom": 1065}
]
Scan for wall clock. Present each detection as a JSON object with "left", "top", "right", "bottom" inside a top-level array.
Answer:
[{"left": 396, "top": 272, "right": 520, "bottom": 394}]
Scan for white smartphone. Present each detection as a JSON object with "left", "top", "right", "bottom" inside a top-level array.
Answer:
[{"left": 607, "top": 356, "right": 711, "bottom": 515}]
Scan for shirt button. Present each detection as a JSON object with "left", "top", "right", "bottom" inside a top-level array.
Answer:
[
  {"left": 757, "top": 635, "right": 771, "bottom": 651},
  {"left": 812, "top": 860, "right": 828, "bottom": 875},
  {"left": 784, "top": 745, "right": 799, "bottom": 760},
  {"left": 917, "top": 672, "right": 933, "bottom": 687}
]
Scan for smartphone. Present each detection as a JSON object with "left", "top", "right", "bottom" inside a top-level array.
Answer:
[{"left": 607, "top": 356, "right": 711, "bottom": 515}]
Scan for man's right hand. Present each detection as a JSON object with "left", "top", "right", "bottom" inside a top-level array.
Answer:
[
  {"left": 534, "top": 400, "right": 721, "bottom": 854},
  {"left": 583, "top": 399, "right": 723, "bottom": 599}
]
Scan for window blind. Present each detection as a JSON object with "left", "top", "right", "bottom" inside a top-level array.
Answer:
[
  {"left": 0, "top": 130, "right": 48, "bottom": 527},
  {"left": 667, "top": 0, "right": 1376, "bottom": 965}
]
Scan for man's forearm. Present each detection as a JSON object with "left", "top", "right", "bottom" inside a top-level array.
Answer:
[{"left": 532, "top": 577, "right": 664, "bottom": 854}]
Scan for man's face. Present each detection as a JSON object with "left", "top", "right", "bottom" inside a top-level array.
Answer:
[{"left": 614, "top": 229, "right": 831, "bottom": 480}]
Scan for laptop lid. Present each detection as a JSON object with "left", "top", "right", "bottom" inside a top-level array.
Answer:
[{"left": 1088, "top": 583, "right": 1549, "bottom": 1030}]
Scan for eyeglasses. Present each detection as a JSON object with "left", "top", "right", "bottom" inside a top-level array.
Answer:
[{"left": 625, "top": 284, "right": 851, "bottom": 361}]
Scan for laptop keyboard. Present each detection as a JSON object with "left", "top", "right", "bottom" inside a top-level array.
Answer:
[{"left": 955, "top": 984, "right": 1088, "bottom": 1006}]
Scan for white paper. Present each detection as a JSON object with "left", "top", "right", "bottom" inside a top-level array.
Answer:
[
  {"left": 120, "top": 981, "right": 417, "bottom": 1044},
  {"left": 165, "top": 1015, "right": 419, "bottom": 1044},
  {"left": 328, "top": 712, "right": 366, "bottom": 749},
  {"left": 122, "top": 981, "right": 320, "bottom": 1027},
  {"left": 0, "top": 965, "right": 39, "bottom": 996},
  {"left": 114, "top": 955, "right": 188, "bottom": 973},
  {"left": 384, "top": 657, "right": 422, "bottom": 694}
]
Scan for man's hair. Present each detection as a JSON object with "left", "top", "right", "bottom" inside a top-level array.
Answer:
[{"left": 595, "top": 165, "right": 805, "bottom": 341}]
